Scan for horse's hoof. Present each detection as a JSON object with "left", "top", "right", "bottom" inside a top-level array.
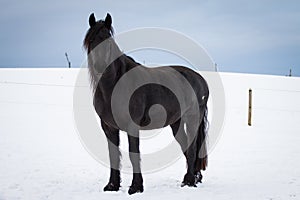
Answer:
[
  {"left": 128, "top": 184, "right": 144, "bottom": 195},
  {"left": 181, "top": 174, "right": 197, "bottom": 187},
  {"left": 181, "top": 182, "right": 197, "bottom": 187},
  {"left": 195, "top": 172, "right": 203, "bottom": 184},
  {"left": 103, "top": 182, "right": 120, "bottom": 192}
]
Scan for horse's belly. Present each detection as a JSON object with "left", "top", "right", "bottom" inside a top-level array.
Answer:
[{"left": 129, "top": 84, "right": 182, "bottom": 130}]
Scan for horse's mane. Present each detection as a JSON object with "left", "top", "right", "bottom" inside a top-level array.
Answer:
[
  {"left": 83, "top": 20, "right": 115, "bottom": 92},
  {"left": 83, "top": 20, "right": 114, "bottom": 51}
]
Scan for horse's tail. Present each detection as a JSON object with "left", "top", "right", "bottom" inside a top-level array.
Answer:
[{"left": 195, "top": 105, "right": 208, "bottom": 171}]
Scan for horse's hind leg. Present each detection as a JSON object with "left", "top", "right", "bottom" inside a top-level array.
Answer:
[
  {"left": 182, "top": 115, "right": 200, "bottom": 187},
  {"left": 170, "top": 119, "right": 187, "bottom": 158},
  {"left": 101, "top": 120, "right": 121, "bottom": 192},
  {"left": 127, "top": 130, "right": 144, "bottom": 195},
  {"left": 194, "top": 105, "right": 208, "bottom": 184}
]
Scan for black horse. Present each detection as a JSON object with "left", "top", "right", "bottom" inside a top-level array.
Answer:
[{"left": 83, "top": 13, "right": 209, "bottom": 195}]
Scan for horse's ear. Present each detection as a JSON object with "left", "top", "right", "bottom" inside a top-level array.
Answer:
[
  {"left": 89, "top": 13, "right": 96, "bottom": 28},
  {"left": 104, "top": 13, "right": 112, "bottom": 29}
]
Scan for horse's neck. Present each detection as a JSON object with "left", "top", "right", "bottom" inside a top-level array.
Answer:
[
  {"left": 108, "top": 40, "right": 138, "bottom": 74},
  {"left": 96, "top": 46, "right": 138, "bottom": 94},
  {"left": 104, "top": 54, "right": 137, "bottom": 85},
  {"left": 89, "top": 39, "right": 122, "bottom": 91},
  {"left": 104, "top": 39, "right": 138, "bottom": 79},
  {"left": 118, "top": 55, "right": 139, "bottom": 75}
]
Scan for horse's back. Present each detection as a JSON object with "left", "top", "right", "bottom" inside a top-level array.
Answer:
[{"left": 154, "top": 65, "right": 209, "bottom": 106}]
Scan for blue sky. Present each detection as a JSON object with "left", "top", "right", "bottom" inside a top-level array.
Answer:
[{"left": 0, "top": 0, "right": 299, "bottom": 76}]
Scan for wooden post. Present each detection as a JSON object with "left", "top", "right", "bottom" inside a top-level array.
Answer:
[
  {"left": 65, "top": 52, "right": 71, "bottom": 68},
  {"left": 248, "top": 88, "right": 252, "bottom": 126}
]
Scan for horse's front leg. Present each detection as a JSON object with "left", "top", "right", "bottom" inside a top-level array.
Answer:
[
  {"left": 127, "top": 131, "right": 144, "bottom": 195},
  {"left": 101, "top": 120, "right": 121, "bottom": 192}
]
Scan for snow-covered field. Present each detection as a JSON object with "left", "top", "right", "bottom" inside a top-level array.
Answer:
[{"left": 0, "top": 69, "right": 299, "bottom": 200}]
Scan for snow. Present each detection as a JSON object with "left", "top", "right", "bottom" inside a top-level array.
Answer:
[{"left": 0, "top": 68, "right": 300, "bottom": 200}]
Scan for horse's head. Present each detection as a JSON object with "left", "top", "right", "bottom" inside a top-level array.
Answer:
[
  {"left": 84, "top": 13, "right": 122, "bottom": 90},
  {"left": 83, "top": 13, "right": 114, "bottom": 53}
]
